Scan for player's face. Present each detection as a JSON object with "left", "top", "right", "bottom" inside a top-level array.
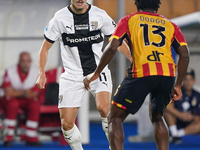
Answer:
[
  {"left": 71, "top": 0, "right": 87, "bottom": 13},
  {"left": 183, "top": 74, "right": 195, "bottom": 91},
  {"left": 19, "top": 53, "right": 32, "bottom": 74}
]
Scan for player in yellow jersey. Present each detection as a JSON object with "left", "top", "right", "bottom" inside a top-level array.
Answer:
[{"left": 83, "top": 0, "right": 189, "bottom": 150}]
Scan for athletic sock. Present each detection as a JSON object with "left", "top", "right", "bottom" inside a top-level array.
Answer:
[
  {"left": 62, "top": 125, "right": 83, "bottom": 150},
  {"left": 177, "top": 129, "right": 185, "bottom": 137},
  {"left": 101, "top": 117, "right": 109, "bottom": 141},
  {"left": 169, "top": 125, "right": 178, "bottom": 137}
]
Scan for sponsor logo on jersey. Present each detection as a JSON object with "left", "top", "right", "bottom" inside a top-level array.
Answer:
[
  {"left": 75, "top": 24, "right": 88, "bottom": 30},
  {"left": 66, "top": 33, "right": 101, "bottom": 43},
  {"left": 62, "top": 30, "right": 104, "bottom": 47},
  {"left": 91, "top": 21, "right": 98, "bottom": 30},
  {"left": 66, "top": 25, "right": 72, "bottom": 30},
  {"left": 147, "top": 51, "right": 164, "bottom": 62}
]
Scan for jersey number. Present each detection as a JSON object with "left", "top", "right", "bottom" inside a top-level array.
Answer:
[
  {"left": 140, "top": 24, "right": 166, "bottom": 47},
  {"left": 99, "top": 72, "right": 108, "bottom": 86},
  {"left": 99, "top": 72, "right": 107, "bottom": 82}
]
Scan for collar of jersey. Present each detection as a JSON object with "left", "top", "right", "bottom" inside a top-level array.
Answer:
[
  {"left": 135, "top": 11, "right": 160, "bottom": 17},
  {"left": 68, "top": 3, "right": 91, "bottom": 16}
]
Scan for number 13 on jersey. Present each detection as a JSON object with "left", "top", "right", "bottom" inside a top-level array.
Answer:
[{"left": 140, "top": 23, "right": 166, "bottom": 47}]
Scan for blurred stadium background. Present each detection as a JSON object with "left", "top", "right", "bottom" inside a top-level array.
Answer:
[{"left": 0, "top": 0, "right": 200, "bottom": 149}]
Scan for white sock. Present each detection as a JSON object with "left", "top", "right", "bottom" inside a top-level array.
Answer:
[
  {"left": 177, "top": 129, "right": 185, "bottom": 137},
  {"left": 101, "top": 117, "right": 109, "bottom": 141},
  {"left": 62, "top": 125, "right": 83, "bottom": 150},
  {"left": 169, "top": 125, "right": 178, "bottom": 137}
]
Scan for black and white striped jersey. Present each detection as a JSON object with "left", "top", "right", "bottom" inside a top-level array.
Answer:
[{"left": 44, "top": 4, "right": 116, "bottom": 80}]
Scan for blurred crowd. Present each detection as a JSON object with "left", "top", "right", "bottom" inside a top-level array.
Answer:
[{"left": 0, "top": 52, "right": 63, "bottom": 146}]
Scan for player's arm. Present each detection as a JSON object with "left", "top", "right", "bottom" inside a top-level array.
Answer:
[
  {"left": 101, "top": 12, "right": 132, "bottom": 61},
  {"left": 166, "top": 102, "right": 194, "bottom": 122},
  {"left": 172, "top": 45, "right": 189, "bottom": 101},
  {"left": 4, "top": 86, "right": 39, "bottom": 99},
  {"left": 3, "top": 72, "right": 25, "bottom": 98},
  {"left": 84, "top": 16, "right": 127, "bottom": 90},
  {"left": 105, "top": 36, "right": 132, "bottom": 62},
  {"left": 171, "top": 25, "right": 190, "bottom": 102},
  {"left": 96, "top": 38, "right": 120, "bottom": 75},
  {"left": 36, "top": 39, "right": 53, "bottom": 89},
  {"left": 36, "top": 15, "right": 60, "bottom": 89},
  {"left": 118, "top": 41, "right": 132, "bottom": 62},
  {"left": 84, "top": 38, "right": 120, "bottom": 90},
  {"left": 4, "top": 86, "right": 25, "bottom": 98}
]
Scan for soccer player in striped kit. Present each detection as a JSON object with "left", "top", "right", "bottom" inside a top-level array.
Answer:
[
  {"left": 84, "top": 0, "right": 190, "bottom": 149},
  {"left": 36, "top": 0, "right": 130, "bottom": 149}
]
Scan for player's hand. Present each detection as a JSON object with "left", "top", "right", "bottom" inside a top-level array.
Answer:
[
  {"left": 36, "top": 73, "right": 47, "bottom": 89},
  {"left": 83, "top": 72, "right": 99, "bottom": 90},
  {"left": 170, "top": 86, "right": 182, "bottom": 104}
]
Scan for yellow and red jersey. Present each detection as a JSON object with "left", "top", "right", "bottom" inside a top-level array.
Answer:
[{"left": 110, "top": 11, "right": 187, "bottom": 78}]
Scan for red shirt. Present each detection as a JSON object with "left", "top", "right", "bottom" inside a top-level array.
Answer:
[{"left": 2, "top": 65, "right": 39, "bottom": 91}]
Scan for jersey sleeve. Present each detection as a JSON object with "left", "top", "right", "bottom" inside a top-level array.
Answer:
[
  {"left": 44, "top": 16, "right": 61, "bottom": 43},
  {"left": 101, "top": 11, "right": 116, "bottom": 36},
  {"left": 109, "top": 17, "right": 129, "bottom": 45},
  {"left": 172, "top": 24, "right": 187, "bottom": 50},
  {"left": 2, "top": 71, "right": 11, "bottom": 88}
]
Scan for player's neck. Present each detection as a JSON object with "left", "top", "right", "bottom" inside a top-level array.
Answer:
[
  {"left": 139, "top": 9, "right": 157, "bottom": 13},
  {"left": 18, "top": 65, "right": 28, "bottom": 75},
  {"left": 70, "top": 4, "right": 89, "bottom": 14},
  {"left": 20, "top": 69, "right": 28, "bottom": 75}
]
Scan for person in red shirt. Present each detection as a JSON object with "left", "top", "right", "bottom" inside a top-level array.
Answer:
[{"left": 2, "top": 52, "right": 41, "bottom": 146}]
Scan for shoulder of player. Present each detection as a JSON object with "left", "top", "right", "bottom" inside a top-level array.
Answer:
[
  {"left": 90, "top": 5, "right": 108, "bottom": 16},
  {"left": 158, "top": 14, "right": 179, "bottom": 28},
  {"left": 192, "top": 89, "right": 200, "bottom": 97},
  {"left": 54, "top": 6, "right": 69, "bottom": 18},
  {"left": 151, "top": 14, "right": 181, "bottom": 32},
  {"left": 117, "top": 14, "right": 135, "bottom": 24},
  {"left": 4, "top": 65, "right": 17, "bottom": 79},
  {"left": 7, "top": 64, "right": 17, "bottom": 71},
  {"left": 50, "top": 6, "right": 71, "bottom": 24}
]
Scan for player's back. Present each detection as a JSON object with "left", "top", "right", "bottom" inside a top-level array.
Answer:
[{"left": 120, "top": 12, "right": 187, "bottom": 78}]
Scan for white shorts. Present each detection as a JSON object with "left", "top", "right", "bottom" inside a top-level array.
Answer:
[{"left": 58, "top": 71, "right": 112, "bottom": 108}]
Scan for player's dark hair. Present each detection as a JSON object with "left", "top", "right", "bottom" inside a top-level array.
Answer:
[{"left": 135, "top": 0, "right": 161, "bottom": 11}]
